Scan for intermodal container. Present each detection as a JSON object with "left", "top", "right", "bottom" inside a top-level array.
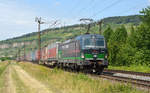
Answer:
[
  {"left": 30, "top": 51, "right": 36, "bottom": 61},
  {"left": 47, "top": 42, "right": 60, "bottom": 59}
]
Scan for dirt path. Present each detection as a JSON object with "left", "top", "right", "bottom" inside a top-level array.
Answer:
[
  {"left": 12, "top": 65, "right": 53, "bottom": 93},
  {"left": 4, "top": 65, "right": 16, "bottom": 93}
]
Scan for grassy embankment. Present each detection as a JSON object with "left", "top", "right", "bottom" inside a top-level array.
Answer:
[
  {"left": 0, "top": 61, "right": 10, "bottom": 92},
  {"left": 108, "top": 65, "right": 150, "bottom": 73},
  {"left": 18, "top": 62, "right": 146, "bottom": 93}
]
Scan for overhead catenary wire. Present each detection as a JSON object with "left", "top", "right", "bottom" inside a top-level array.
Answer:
[
  {"left": 71, "top": 0, "right": 98, "bottom": 21},
  {"left": 58, "top": 0, "right": 117, "bottom": 28},
  {"left": 77, "top": 0, "right": 96, "bottom": 13},
  {"left": 67, "top": 0, "right": 82, "bottom": 16},
  {"left": 90, "top": 0, "right": 124, "bottom": 18},
  {"left": 50, "top": 0, "right": 142, "bottom": 31},
  {"left": 70, "top": 0, "right": 121, "bottom": 34},
  {"left": 77, "top": 0, "right": 110, "bottom": 16},
  {"left": 71, "top": 0, "right": 124, "bottom": 25},
  {"left": 118, "top": 2, "right": 146, "bottom": 15},
  {"left": 64, "top": 0, "right": 96, "bottom": 22}
]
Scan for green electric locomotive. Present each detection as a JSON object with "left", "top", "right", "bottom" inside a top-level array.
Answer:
[{"left": 58, "top": 34, "right": 108, "bottom": 74}]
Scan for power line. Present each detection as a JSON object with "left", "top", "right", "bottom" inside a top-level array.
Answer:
[
  {"left": 68, "top": 0, "right": 123, "bottom": 25},
  {"left": 68, "top": 0, "right": 81, "bottom": 15},
  {"left": 90, "top": 0, "right": 124, "bottom": 18},
  {"left": 66, "top": 0, "right": 96, "bottom": 20},
  {"left": 118, "top": 2, "right": 146, "bottom": 15},
  {"left": 78, "top": 0, "right": 96, "bottom": 13},
  {"left": 71, "top": 0, "right": 98, "bottom": 20},
  {"left": 78, "top": 0, "right": 109, "bottom": 15},
  {"left": 76, "top": 0, "right": 112, "bottom": 19}
]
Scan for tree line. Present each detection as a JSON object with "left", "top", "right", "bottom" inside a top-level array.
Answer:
[{"left": 103, "top": 7, "right": 150, "bottom": 67}]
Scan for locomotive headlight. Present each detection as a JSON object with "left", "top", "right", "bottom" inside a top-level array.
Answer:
[
  {"left": 81, "top": 53, "right": 84, "bottom": 58},
  {"left": 93, "top": 55, "right": 97, "bottom": 57},
  {"left": 105, "top": 55, "right": 108, "bottom": 59}
]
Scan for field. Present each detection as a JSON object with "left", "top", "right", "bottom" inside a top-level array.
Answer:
[{"left": 0, "top": 61, "right": 148, "bottom": 93}]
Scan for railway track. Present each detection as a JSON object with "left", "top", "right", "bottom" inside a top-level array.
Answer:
[
  {"left": 104, "top": 69, "right": 150, "bottom": 77},
  {"left": 100, "top": 69, "right": 150, "bottom": 91},
  {"left": 64, "top": 68, "right": 150, "bottom": 90},
  {"left": 100, "top": 74, "right": 150, "bottom": 89}
]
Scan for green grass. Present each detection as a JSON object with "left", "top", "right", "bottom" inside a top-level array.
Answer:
[
  {"left": 18, "top": 62, "right": 147, "bottom": 93},
  {"left": 102, "top": 84, "right": 138, "bottom": 93},
  {"left": 0, "top": 62, "right": 10, "bottom": 92},
  {"left": 0, "top": 61, "right": 10, "bottom": 75},
  {"left": 108, "top": 65, "right": 150, "bottom": 73}
]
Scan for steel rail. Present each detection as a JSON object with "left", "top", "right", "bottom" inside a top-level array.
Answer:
[{"left": 104, "top": 69, "right": 150, "bottom": 77}]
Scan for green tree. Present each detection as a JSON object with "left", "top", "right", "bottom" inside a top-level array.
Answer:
[
  {"left": 107, "top": 42, "right": 119, "bottom": 65},
  {"left": 129, "top": 7, "right": 150, "bottom": 66},
  {"left": 140, "top": 7, "right": 150, "bottom": 26},
  {"left": 135, "top": 24, "right": 150, "bottom": 49},
  {"left": 110, "top": 25, "right": 127, "bottom": 43},
  {"left": 103, "top": 26, "right": 113, "bottom": 42},
  {"left": 108, "top": 25, "right": 129, "bottom": 66},
  {"left": 127, "top": 26, "right": 137, "bottom": 48}
]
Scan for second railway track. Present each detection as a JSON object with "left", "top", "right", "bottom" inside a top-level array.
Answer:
[
  {"left": 104, "top": 69, "right": 150, "bottom": 77},
  {"left": 96, "top": 69, "right": 150, "bottom": 91},
  {"left": 100, "top": 74, "right": 150, "bottom": 89}
]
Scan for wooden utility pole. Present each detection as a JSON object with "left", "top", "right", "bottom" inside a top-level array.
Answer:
[
  {"left": 35, "top": 17, "right": 44, "bottom": 63},
  {"left": 18, "top": 49, "right": 21, "bottom": 62},
  {"left": 38, "top": 20, "right": 41, "bottom": 62},
  {"left": 23, "top": 41, "right": 26, "bottom": 61},
  {"left": 98, "top": 20, "right": 102, "bottom": 35},
  {"left": 79, "top": 24, "right": 82, "bottom": 35},
  {"left": 35, "top": 17, "right": 59, "bottom": 63},
  {"left": 87, "top": 24, "right": 91, "bottom": 34}
]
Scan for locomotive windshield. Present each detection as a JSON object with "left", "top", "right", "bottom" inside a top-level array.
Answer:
[{"left": 83, "top": 36, "right": 105, "bottom": 49}]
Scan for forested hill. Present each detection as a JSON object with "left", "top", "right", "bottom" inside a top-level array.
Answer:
[
  {"left": 103, "top": 15, "right": 141, "bottom": 25},
  {"left": 0, "top": 15, "right": 141, "bottom": 44},
  {"left": 0, "top": 15, "right": 142, "bottom": 58}
]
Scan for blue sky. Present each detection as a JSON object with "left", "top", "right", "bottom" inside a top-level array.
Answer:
[{"left": 0, "top": 0, "right": 149, "bottom": 41}]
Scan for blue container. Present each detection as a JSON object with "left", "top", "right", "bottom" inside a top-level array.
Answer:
[{"left": 30, "top": 51, "right": 36, "bottom": 61}]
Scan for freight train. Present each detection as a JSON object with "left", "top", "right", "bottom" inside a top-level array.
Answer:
[{"left": 23, "top": 34, "right": 108, "bottom": 74}]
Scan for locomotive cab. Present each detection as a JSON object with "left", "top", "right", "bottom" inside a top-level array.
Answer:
[{"left": 76, "top": 34, "right": 108, "bottom": 71}]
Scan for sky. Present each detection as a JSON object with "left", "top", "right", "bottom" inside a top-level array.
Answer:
[{"left": 0, "top": 0, "right": 149, "bottom": 41}]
